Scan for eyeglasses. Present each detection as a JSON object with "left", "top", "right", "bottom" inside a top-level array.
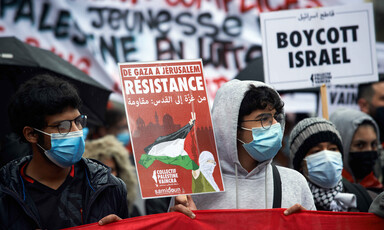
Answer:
[
  {"left": 241, "top": 113, "right": 282, "bottom": 130},
  {"left": 47, "top": 115, "right": 87, "bottom": 135}
]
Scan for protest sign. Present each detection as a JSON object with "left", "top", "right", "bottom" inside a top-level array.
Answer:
[
  {"left": 118, "top": 59, "right": 224, "bottom": 198},
  {"left": 261, "top": 3, "right": 378, "bottom": 90},
  {"left": 281, "top": 93, "right": 317, "bottom": 114},
  {"left": 377, "top": 42, "right": 384, "bottom": 74}
]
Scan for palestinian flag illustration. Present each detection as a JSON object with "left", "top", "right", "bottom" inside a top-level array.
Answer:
[{"left": 139, "top": 120, "right": 199, "bottom": 170}]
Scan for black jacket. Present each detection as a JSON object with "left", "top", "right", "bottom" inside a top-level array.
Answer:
[
  {"left": 343, "top": 178, "right": 373, "bottom": 212},
  {"left": 0, "top": 156, "right": 129, "bottom": 229}
]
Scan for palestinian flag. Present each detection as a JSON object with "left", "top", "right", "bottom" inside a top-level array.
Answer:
[{"left": 139, "top": 121, "right": 199, "bottom": 170}]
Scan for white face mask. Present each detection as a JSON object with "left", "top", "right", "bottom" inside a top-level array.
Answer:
[{"left": 304, "top": 150, "right": 343, "bottom": 189}]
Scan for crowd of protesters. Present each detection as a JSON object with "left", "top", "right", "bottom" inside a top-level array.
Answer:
[{"left": 0, "top": 72, "right": 384, "bottom": 229}]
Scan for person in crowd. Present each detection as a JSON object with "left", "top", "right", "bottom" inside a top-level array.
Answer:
[
  {"left": 358, "top": 79, "right": 384, "bottom": 145},
  {"left": 87, "top": 103, "right": 147, "bottom": 216},
  {"left": 83, "top": 135, "right": 140, "bottom": 217},
  {"left": 369, "top": 191, "right": 384, "bottom": 218},
  {"left": 88, "top": 106, "right": 130, "bottom": 145},
  {"left": 170, "top": 79, "right": 315, "bottom": 218},
  {"left": 0, "top": 132, "right": 31, "bottom": 168},
  {"left": 0, "top": 74, "right": 128, "bottom": 229},
  {"left": 88, "top": 105, "right": 134, "bottom": 163},
  {"left": 290, "top": 117, "right": 372, "bottom": 212},
  {"left": 330, "top": 108, "right": 383, "bottom": 197},
  {"left": 358, "top": 80, "right": 384, "bottom": 183}
]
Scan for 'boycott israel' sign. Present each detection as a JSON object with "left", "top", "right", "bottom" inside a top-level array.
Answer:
[{"left": 260, "top": 3, "right": 378, "bottom": 90}]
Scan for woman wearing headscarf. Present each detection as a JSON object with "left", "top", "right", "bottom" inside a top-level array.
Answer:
[{"left": 330, "top": 108, "right": 383, "bottom": 198}]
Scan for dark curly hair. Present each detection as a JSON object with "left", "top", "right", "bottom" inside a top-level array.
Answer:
[
  {"left": 8, "top": 74, "right": 82, "bottom": 141},
  {"left": 238, "top": 85, "right": 284, "bottom": 126}
]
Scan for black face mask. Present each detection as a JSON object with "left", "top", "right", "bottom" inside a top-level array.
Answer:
[{"left": 349, "top": 151, "right": 378, "bottom": 180}]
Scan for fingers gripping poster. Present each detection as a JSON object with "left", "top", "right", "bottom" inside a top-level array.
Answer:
[{"left": 118, "top": 59, "right": 224, "bottom": 198}]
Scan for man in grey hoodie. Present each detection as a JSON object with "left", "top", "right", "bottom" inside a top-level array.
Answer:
[{"left": 170, "top": 80, "right": 315, "bottom": 218}]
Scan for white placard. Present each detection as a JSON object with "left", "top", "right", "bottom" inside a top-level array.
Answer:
[
  {"left": 281, "top": 93, "right": 317, "bottom": 114},
  {"left": 376, "top": 42, "right": 384, "bottom": 74},
  {"left": 261, "top": 3, "right": 378, "bottom": 90}
]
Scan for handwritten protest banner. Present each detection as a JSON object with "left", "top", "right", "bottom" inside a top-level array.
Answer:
[
  {"left": 0, "top": 0, "right": 365, "bottom": 103},
  {"left": 118, "top": 59, "right": 224, "bottom": 198},
  {"left": 260, "top": 3, "right": 378, "bottom": 90}
]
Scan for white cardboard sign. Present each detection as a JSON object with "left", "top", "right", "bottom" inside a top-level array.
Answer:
[{"left": 261, "top": 3, "right": 377, "bottom": 90}]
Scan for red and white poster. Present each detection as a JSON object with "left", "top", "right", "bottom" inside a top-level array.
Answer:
[{"left": 118, "top": 59, "right": 224, "bottom": 198}]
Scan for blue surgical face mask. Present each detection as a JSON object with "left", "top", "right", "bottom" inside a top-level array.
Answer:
[
  {"left": 116, "top": 131, "right": 130, "bottom": 146},
  {"left": 238, "top": 123, "right": 283, "bottom": 162},
  {"left": 82, "top": 127, "right": 89, "bottom": 140},
  {"left": 304, "top": 150, "right": 343, "bottom": 189},
  {"left": 35, "top": 129, "right": 85, "bottom": 168}
]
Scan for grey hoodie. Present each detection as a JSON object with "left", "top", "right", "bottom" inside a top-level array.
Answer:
[
  {"left": 190, "top": 80, "right": 315, "bottom": 210},
  {"left": 330, "top": 108, "right": 380, "bottom": 179}
]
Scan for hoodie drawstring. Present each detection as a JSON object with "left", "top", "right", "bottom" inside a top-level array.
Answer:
[
  {"left": 265, "top": 164, "right": 268, "bottom": 209},
  {"left": 235, "top": 163, "right": 238, "bottom": 209},
  {"left": 234, "top": 162, "right": 270, "bottom": 209}
]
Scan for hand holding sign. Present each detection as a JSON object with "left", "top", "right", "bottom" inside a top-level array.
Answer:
[{"left": 170, "top": 195, "right": 197, "bottom": 219}]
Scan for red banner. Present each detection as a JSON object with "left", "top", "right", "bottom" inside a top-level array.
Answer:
[{"left": 66, "top": 209, "right": 384, "bottom": 230}]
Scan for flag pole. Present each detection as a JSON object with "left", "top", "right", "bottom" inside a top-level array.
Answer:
[{"left": 320, "top": 84, "right": 329, "bottom": 120}]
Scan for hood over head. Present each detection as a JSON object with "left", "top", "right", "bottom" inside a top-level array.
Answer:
[
  {"left": 211, "top": 79, "right": 284, "bottom": 176},
  {"left": 330, "top": 108, "right": 380, "bottom": 176}
]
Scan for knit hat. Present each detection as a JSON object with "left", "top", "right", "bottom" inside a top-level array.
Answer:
[{"left": 289, "top": 117, "right": 343, "bottom": 171}]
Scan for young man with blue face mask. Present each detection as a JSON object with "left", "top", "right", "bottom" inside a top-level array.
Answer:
[
  {"left": 290, "top": 117, "right": 373, "bottom": 212},
  {"left": 170, "top": 80, "right": 315, "bottom": 218},
  {"left": 0, "top": 74, "right": 128, "bottom": 229}
]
